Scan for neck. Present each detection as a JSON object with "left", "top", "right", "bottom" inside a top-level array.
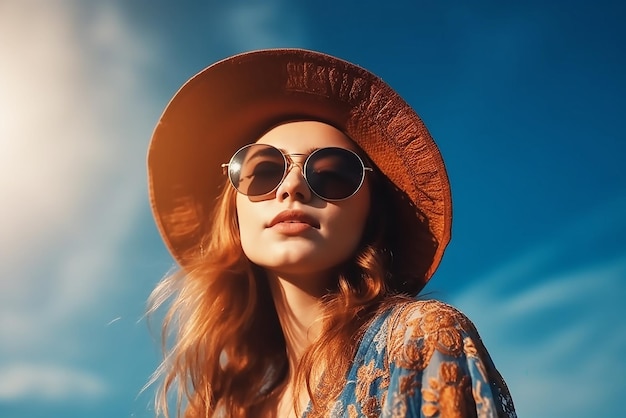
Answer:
[
  {"left": 267, "top": 271, "right": 330, "bottom": 369},
  {"left": 262, "top": 271, "right": 333, "bottom": 417}
]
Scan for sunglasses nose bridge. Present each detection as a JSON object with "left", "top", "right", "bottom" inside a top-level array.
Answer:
[
  {"left": 275, "top": 153, "right": 313, "bottom": 202},
  {"left": 283, "top": 153, "right": 308, "bottom": 177}
]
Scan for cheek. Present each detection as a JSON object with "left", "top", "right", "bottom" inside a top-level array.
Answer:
[
  {"left": 331, "top": 190, "right": 370, "bottom": 249},
  {"left": 235, "top": 196, "right": 256, "bottom": 247},
  {"left": 352, "top": 183, "right": 371, "bottom": 228},
  {"left": 235, "top": 196, "right": 274, "bottom": 267}
]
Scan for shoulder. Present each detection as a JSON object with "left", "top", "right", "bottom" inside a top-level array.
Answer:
[
  {"left": 381, "top": 300, "right": 517, "bottom": 417},
  {"left": 386, "top": 299, "right": 480, "bottom": 365},
  {"left": 388, "top": 299, "right": 478, "bottom": 337}
]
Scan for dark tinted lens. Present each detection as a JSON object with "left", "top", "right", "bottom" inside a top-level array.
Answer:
[
  {"left": 305, "top": 148, "right": 364, "bottom": 200},
  {"left": 229, "top": 145, "right": 286, "bottom": 196}
]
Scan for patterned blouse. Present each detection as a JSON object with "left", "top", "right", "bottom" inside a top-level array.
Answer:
[{"left": 303, "top": 299, "right": 517, "bottom": 418}]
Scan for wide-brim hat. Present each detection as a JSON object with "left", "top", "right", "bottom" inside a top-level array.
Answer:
[{"left": 148, "top": 48, "right": 451, "bottom": 291}]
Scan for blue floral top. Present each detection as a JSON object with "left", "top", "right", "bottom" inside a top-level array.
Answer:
[{"left": 303, "top": 300, "right": 516, "bottom": 418}]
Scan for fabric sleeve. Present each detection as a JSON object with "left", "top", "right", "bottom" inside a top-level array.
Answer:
[{"left": 383, "top": 300, "right": 517, "bottom": 418}]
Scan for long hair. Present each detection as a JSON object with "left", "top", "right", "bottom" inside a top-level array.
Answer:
[{"left": 147, "top": 167, "right": 414, "bottom": 418}]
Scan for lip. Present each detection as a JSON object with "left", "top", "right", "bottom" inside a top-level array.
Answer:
[{"left": 268, "top": 210, "right": 320, "bottom": 229}]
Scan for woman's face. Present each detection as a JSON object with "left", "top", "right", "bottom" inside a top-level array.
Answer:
[{"left": 235, "top": 121, "right": 371, "bottom": 282}]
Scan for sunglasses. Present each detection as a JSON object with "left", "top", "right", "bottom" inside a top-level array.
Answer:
[{"left": 222, "top": 144, "right": 373, "bottom": 201}]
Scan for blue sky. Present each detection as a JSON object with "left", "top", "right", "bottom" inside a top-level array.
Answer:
[{"left": 1, "top": 1, "right": 624, "bottom": 417}]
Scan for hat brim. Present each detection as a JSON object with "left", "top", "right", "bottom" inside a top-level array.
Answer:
[{"left": 148, "top": 48, "right": 451, "bottom": 287}]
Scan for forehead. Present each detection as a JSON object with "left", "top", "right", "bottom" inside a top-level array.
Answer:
[{"left": 254, "top": 121, "right": 358, "bottom": 153}]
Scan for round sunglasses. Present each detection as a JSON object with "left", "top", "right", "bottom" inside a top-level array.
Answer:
[{"left": 222, "top": 144, "right": 373, "bottom": 201}]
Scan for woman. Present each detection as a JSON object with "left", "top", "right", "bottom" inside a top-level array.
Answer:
[{"left": 147, "top": 49, "right": 516, "bottom": 417}]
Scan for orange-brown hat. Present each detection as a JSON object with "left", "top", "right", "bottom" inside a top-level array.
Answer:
[{"left": 148, "top": 48, "right": 452, "bottom": 291}]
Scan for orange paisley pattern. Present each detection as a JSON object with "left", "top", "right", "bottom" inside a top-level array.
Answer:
[{"left": 303, "top": 300, "right": 516, "bottom": 417}]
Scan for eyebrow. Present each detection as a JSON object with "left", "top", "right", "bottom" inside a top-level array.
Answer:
[{"left": 245, "top": 146, "right": 284, "bottom": 160}]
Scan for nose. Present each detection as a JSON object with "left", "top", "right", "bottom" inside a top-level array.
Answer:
[{"left": 275, "top": 161, "right": 312, "bottom": 203}]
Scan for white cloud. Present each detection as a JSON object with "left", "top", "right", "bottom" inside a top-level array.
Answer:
[
  {"left": 451, "top": 198, "right": 626, "bottom": 418},
  {"left": 215, "top": 0, "right": 307, "bottom": 51},
  {"left": 0, "top": 0, "right": 159, "bottom": 401},
  {"left": 0, "top": 363, "right": 106, "bottom": 402}
]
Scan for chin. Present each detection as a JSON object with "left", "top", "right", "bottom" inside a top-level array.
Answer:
[{"left": 260, "top": 257, "right": 335, "bottom": 276}]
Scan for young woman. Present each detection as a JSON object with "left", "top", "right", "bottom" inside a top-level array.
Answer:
[{"left": 147, "top": 49, "right": 516, "bottom": 418}]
